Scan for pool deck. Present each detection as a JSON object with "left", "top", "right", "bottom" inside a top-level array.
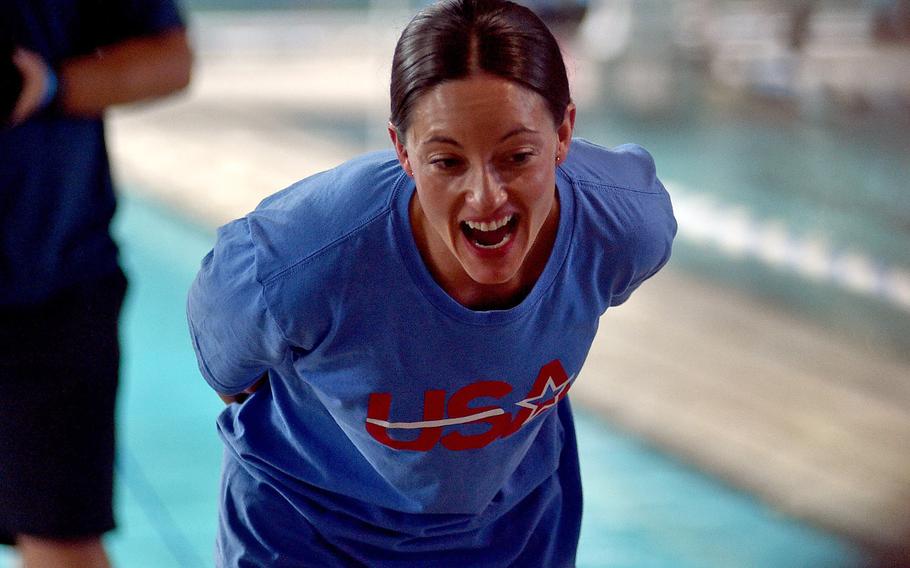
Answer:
[{"left": 106, "top": 11, "right": 910, "bottom": 556}]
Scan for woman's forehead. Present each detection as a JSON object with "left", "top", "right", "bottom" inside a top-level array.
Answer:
[{"left": 408, "top": 75, "right": 552, "bottom": 144}]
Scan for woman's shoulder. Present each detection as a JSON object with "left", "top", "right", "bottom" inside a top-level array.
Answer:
[
  {"left": 563, "top": 137, "right": 676, "bottom": 250},
  {"left": 561, "top": 140, "right": 677, "bottom": 308},
  {"left": 562, "top": 138, "right": 663, "bottom": 195},
  {"left": 256, "top": 149, "right": 404, "bottom": 218},
  {"left": 243, "top": 150, "right": 407, "bottom": 281},
  {"left": 563, "top": 138, "right": 673, "bottom": 238}
]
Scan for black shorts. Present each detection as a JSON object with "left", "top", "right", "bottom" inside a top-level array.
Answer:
[{"left": 0, "top": 268, "right": 127, "bottom": 544}]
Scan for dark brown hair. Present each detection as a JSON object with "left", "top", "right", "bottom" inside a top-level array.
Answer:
[{"left": 390, "top": 0, "right": 571, "bottom": 141}]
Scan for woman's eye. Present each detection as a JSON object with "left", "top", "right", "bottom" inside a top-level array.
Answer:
[
  {"left": 510, "top": 152, "right": 533, "bottom": 165},
  {"left": 431, "top": 158, "right": 461, "bottom": 170}
]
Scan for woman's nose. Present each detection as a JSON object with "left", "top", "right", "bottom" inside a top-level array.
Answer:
[{"left": 466, "top": 167, "right": 507, "bottom": 211}]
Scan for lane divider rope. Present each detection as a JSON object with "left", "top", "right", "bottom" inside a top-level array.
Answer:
[{"left": 666, "top": 181, "right": 910, "bottom": 314}]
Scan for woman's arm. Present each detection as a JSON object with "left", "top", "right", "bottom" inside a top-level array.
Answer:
[{"left": 187, "top": 219, "right": 289, "bottom": 401}]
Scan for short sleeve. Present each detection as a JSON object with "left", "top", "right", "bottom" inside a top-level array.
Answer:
[
  {"left": 93, "top": 0, "right": 185, "bottom": 46},
  {"left": 608, "top": 154, "right": 677, "bottom": 307},
  {"left": 186, "top": 218, "right": 288, "bottom": 395},
  {"left": 609, "top": 213, "right": 675, "bottom": 306}
]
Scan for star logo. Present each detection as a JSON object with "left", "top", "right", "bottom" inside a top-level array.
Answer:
[{"left": 515, "top": 373, "right": 575, "bottom": 422}]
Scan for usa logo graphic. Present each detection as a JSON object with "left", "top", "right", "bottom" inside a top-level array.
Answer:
[{"left": 365, "top": 359, "right": 574, "bottom": 451}]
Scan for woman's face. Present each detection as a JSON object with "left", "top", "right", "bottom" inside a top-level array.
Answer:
[{"left": 390, "top": 74, "right": 575, "bottom": 304}]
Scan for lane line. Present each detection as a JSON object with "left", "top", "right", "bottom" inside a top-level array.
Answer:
[
  {"left": 117, "top": 448, "right": 206, "bottom": 568},
  {"left": 667, "top": 180, "right": 910, "bottom": 313}
]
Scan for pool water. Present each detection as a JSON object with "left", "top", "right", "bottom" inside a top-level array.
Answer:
[{"left": 0, "top": 195, "right": 864, "bottom": 567}]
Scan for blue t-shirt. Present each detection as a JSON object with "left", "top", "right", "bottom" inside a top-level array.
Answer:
[
  {"left": 187, "top": 139, "right": 676, "bottom": 566},
  {"left": 0, "top": 0, "right": 184, "bottom": 306}
]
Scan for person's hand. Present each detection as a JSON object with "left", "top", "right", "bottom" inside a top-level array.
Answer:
[
  {"left": 218, "top": 373, "right": 270, "bottom": 405},
  {"left": 10, "top": 48, "right": 52, "bottom": 125}
]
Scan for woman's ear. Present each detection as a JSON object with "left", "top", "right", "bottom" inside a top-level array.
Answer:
[
  {"left": 556, "top": 103, "right": 576, "bottom": 162},
  {"left": 388, "top": 122, "right": 413, "bottom": 176}
]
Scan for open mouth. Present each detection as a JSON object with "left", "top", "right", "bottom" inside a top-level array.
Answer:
[{"left": 460, "top": 214, "right": 519, "bottom": 250}]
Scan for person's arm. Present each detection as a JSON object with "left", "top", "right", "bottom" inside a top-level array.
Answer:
[
  {"left": 10, "top": 27, "right": 191, "bottom": 124},
  {"left": 58, "top": 27, "right": 192, "bottom": 116},
  {"left": 187, "top": 218, "right": 290, "bottom": 405}
]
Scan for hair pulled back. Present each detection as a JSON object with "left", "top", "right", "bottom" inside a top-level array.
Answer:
[{"left": 390, "top": 0, "right": 570, "bottom": 141}]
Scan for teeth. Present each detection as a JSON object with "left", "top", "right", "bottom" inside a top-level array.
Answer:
[
  {"left": 464, "top": 214, "right": 513, "bottom": 232},
  {"left": 474, "top": 232, "right": 513, "bottom": 249}
]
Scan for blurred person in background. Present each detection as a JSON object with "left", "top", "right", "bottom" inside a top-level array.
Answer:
[
  {"left": 520, "top": 0, "right": 588, "bottom": 35},
  {"left": 424, "top": 0, "right": 590, "bottom": 36},
  {"left": 873, "top": 0, "right": 910, "bottom": 41},
  {"left": 0, "top": 1, "right": 191, "bottom": 567},
  {"left": 189, "top": 0, "right": 674, "bottom": 565}
]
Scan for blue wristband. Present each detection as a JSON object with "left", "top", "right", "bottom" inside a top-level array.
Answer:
[{"left": 40, "top": 67, "right": 58, "bottom": 109}]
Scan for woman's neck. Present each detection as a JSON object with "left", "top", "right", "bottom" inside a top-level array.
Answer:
[{"left": 409, "top": 190, "right": 560, "bottom": 311}]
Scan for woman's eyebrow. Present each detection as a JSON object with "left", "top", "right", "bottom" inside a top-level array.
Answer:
[
  {"left": 499, "top": 126, "right": 539, "bottom": 142},
  {"left": 423, "top": 135, "right": 462, "bottom": 148}
]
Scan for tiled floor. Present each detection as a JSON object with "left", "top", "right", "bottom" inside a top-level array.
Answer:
[{"left": 1, "top": 195, "right": 864, "bottom": 567}]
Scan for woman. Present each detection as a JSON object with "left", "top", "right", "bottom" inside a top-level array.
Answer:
[{"left": 187, "top": 0, "right": 675, "bottom": 565}]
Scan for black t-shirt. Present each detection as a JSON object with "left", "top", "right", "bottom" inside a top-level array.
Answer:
[{"left": 0, "top": 0, "right": 184, "bottom": 306}]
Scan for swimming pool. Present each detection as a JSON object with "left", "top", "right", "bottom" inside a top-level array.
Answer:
[{"left": 0, "top": 194, "right": 863, "bottom": 567}]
